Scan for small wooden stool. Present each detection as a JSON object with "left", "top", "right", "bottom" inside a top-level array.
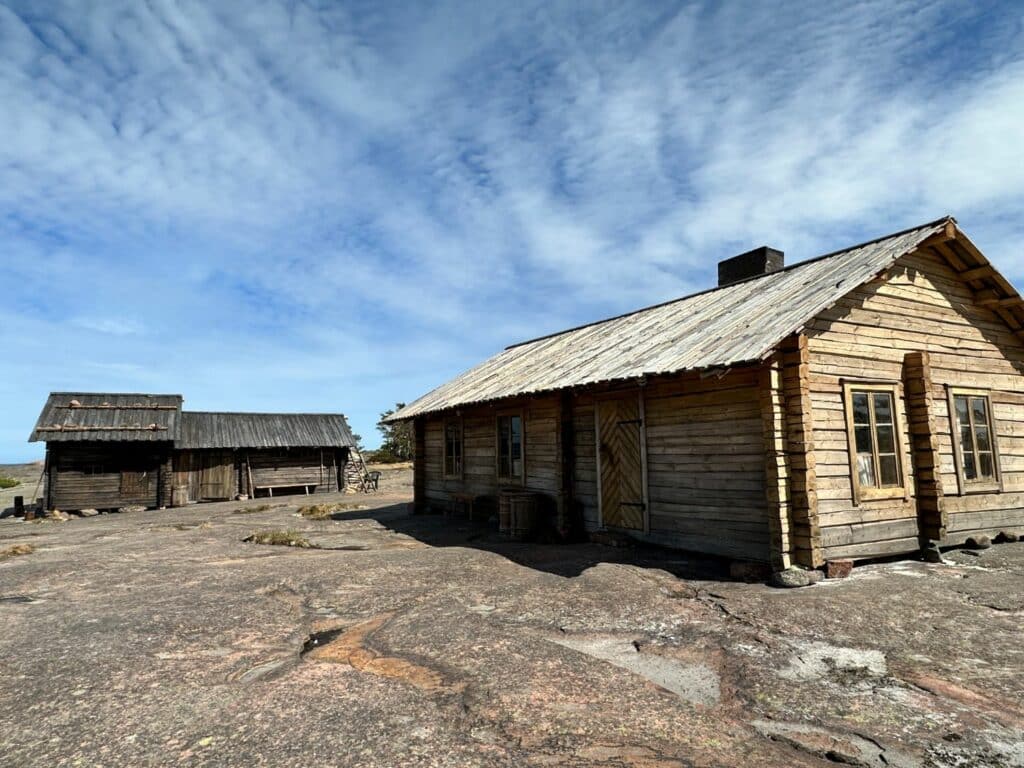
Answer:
[{"left": 450, "top": 492, "right": 475, "bottom": 520}]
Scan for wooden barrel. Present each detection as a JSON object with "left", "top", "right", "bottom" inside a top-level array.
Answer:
[
  {"left": 507, "top": 492, "right": 538, "bottom": 541},
  {"left": 498, "top": 493, "right": 512, "bottom": 536},
  {"left": 171, "top": 485, "right": 189, "bottom": 508}
]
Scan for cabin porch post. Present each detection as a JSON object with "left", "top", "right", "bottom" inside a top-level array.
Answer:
[
  {"left": 779, "top": 334, "right": 823, "bottom": 567},
  {"left": 760, "top": 354, "right": 793, "bottom": 570},
  {"left": 413, "top": 417, "right": 426, "bottom": 513},
  {"left": 902, "top": 351, "right": 946, "bottom": 546}
]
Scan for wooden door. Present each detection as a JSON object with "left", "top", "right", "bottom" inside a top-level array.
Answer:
[
  {"left": 199, "top": 451, "right": 235, "bottom": 500},
  {"left": 598, "top": 393, "right": 646, "bottom": 530}
]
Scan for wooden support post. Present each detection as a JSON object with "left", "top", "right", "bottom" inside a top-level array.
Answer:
[
  {"left": 557, "top": 390, "right": 576, "bottom": 538},
  {"left": 903, "top": 351, "right": 946, "bottom": 544},
  {"left": 157, "top": 450, "right": 173, "bottom": 508},
  {"left": 413, "top": 417, "right": 426, "bottom": 513},
  {"left": 779, "top": 334, "right": 823, "bottom": 567},
  {"left": 760, "top": 354, "right": 792, "bottom": 571}
]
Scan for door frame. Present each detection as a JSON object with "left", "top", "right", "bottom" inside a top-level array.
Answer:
[{"left": 595, "top": 388, "right": 650, "bottom": 533}]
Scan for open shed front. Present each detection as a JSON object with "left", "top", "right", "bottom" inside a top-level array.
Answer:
[
  {"left": 246, "top": 448, "right": 345, "bottom": 498},
  {"left": 170, "top": 447, "right": 348, "bottom": 503}
]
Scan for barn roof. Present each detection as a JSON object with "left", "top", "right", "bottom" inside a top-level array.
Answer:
[
  {"left": 176, "top": 412, "right": 356, "bottom": 450},
  {"left": 389, "top": 217, "right": 972, "bottom": 421},
  {"left": 29, "top": 392, "right": 183, "bottom": 442}
]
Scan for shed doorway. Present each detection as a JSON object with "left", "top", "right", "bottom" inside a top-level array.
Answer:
[
  {"left": 199, "top": 451, "right": 235, "bottom": 500},
  {"left": 597, "top": 391, "right": 648, "bottom": 531}
]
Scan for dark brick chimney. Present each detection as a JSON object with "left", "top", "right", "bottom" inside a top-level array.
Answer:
[{"left": 717, "top": 246, "right": 785, "bottom": 287}]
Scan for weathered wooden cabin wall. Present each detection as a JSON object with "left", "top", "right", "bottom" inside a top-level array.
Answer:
[
  {"left": 806, "top": 246, "right": 1024, "bottom": 560},
  {"left": 420, "top": 394, "right": 562, "bottom": 507},
  {"left": 419, "top": 373, "right": 771, "bottom": 562},
  {"left": 642, "top": 369, "right": 771, "bottom": 561},
  {"left": 47, "top": 442, "right": 168, "bottom": 510}
]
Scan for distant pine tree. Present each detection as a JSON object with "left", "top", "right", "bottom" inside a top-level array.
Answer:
[{"left": 375, "top": 404, "right": 412, "bottom": 462}]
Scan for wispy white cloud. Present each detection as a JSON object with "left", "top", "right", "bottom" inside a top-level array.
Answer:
[{"left": 1, "top": 0, "right": 1023, "bottom": 459}]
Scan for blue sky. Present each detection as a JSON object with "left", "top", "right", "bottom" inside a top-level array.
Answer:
[{"left": 1, "top": 1, "right": 1023, "bottom": 462}]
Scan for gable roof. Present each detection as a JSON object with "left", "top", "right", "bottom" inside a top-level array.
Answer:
[
  {"left": 390, "top": 216, "right": 1007, "bottom": 421},
  {"left": 29, "top": 394, "right": 356, "bottom": 450},
  {"left": 29, "top": 392, "right": 183, "bottom": 442},
  {"left": 176, "top": 411, "right": 356, "bottom": 450}
]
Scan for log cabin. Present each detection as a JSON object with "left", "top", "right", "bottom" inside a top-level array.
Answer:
[
  {"left": 29, "top": 393, "right": 356, "bottom": 511},
  {"left": 387, "top": 217, "right": 1024, "bottom": 568}
]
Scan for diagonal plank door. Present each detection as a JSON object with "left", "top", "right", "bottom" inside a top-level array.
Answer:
[{"left": 598, "top": 394, "right": 645, "bottom": 530}]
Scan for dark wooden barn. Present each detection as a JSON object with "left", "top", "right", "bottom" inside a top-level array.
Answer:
[
  {"left": 29, "top": 393, "right": 356, "bottom": 511},
  {"left": 387, "top": 217, "right": 1024, "bottom": 569}
]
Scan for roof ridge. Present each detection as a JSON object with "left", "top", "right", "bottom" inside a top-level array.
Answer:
[
  {"left": 505, "top": 216, "right": 953, "bottom": 350},
  {"left": 47, "top": 391, "right": 183, "bottom": 398},
  {"left": 182, "top": 410, "right": 347, "bottom": 417}
]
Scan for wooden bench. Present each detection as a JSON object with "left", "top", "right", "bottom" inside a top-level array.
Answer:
[{"left": 255, "top": 483, "right": 317, "bottom": 498}]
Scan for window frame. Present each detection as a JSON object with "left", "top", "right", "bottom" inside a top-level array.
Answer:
[
  {"left": 495, "top": 410, "right": 525, "bottom": 484},
  {"left": 946, "top": 386, "right": 1002, "bottom": 495},
  {"left": 442, "top": 416, "right": 464, "bottom": 480},
  {"left": 842, "top": 381, "right": 910, "bottom": 505}
]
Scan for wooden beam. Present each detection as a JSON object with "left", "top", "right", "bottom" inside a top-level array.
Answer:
[
  {"left": 918, "top": 219, "right": 956, "bottom": 248},
  {"left": 999, "top": 296, "right": 1024, "bottom": 308},
  {"left": 928, "top": 240, "right": 969, "bottom": 273},
  {"left": 959, "top": 265, "right": 995, "bottom": 282},
  {"left": 974, "top": 289, "right": 1000, "bottom": 306}
]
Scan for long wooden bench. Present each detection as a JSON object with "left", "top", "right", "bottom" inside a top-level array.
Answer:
[{"left": 255, "top": 483, "right": 317, "bottom": 498}]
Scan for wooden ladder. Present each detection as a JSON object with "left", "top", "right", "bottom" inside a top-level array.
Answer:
[{"left": 347, "top": 446, "right": 373, "bottom": 492}]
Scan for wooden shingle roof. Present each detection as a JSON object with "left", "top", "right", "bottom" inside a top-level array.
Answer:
[
  {"left": 390, "top": 218, "right": 966, "bottom": 420},
  {"left": 29, "top": 392, "right": 183, "bottom": 442},
  {"left": 176, "top": 412, "right": 355, "bottom": 450}
]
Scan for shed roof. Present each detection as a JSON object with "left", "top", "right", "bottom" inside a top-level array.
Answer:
[
  {"left": 389, "top": 217, "right": 966, "bottom": 421},
  {"left": 176, "top": 412, "right": 355, "bottom": 450},
  {"left": 29, "top": 392, "right": 183, "bottom": 442}
]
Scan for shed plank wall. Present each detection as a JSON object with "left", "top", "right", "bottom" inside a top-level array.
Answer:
[
  {"left": 49, "top": 443, "right": 166, "bottom": 510},
  {"left": 248, "top": 449, "right": 339, "bottom": 494},
  {"left": 807, "top": 247, "right": 1024, "bottom": 559}
]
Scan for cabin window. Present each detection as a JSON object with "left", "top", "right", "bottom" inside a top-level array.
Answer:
[
  {"left": 443, "top": 418, "right": 463, "bottom": 478},
  {"left": 496, "top": 413, "right": 523, "bottom": 482},
  {"left": 843, "top": 383, "right": 906, "bottom": 503},
  {"left": 949, "top": 389, "right": 1001, "bottom": 493}
]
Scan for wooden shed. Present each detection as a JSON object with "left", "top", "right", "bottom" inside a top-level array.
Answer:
[
  {"left": 173, "top": 411, "right": 353, "bottom": 502},
  {"left": 29, "top": 394, "right": 356, "bottom": 511},
  {"left": 387, "top": 217, "right": 1024, "bottom": 568}
]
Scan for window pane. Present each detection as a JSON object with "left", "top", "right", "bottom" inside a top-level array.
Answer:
[
  {"left": 852, "top": 393, "right": 870, "bottom": 425},
  {"left": 510, "top": 416, "right": 522, "bottom": 461},
  {"left": 856, "top": 453, "right": 876, "bottom": 487},
  {"left": 855, "top": 425, "right": 874, "bottom": 454},
  {"left": 962, "top": 449, "right": 977, "bottom": 480},
  {"left": 979, "top": 452, "right": 994, "bottom": 480},
  {"left": 960, "top": 425, "right": 976, "bottom": 455},
  {"left": 498, "top": 417, "right": 511, "bottom": 477},
  {"left": 975, "top": 425, "right": 991, "bottom": 452},
  {"left": 872, "top": 393, "right": 893, "bottom": 424},
  {"left": 971, "top": 397, "right": 988, "bottom": 426},
  {"left": 510, "top": 416, "right": 523, "bottom": 478},
  {"left": 954, "top": 395, "right": 969, "bottom": 428},
  {"left": 879, "top": 454, "right": 900, "bottom": 486},
  {"left": 875, "top": 424, "right": 895, "bottom": 454}
]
